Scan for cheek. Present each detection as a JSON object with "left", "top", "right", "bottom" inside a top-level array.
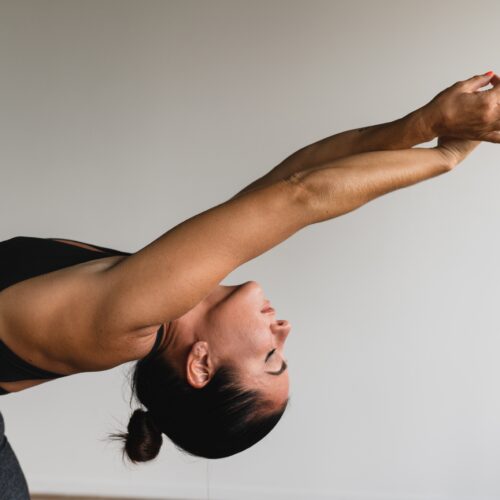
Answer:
[
  {"left": 213, "top": 295, "right": 270, "bottom": 353},
  {"left": 237, "top": 323, "right": 264, "bottom": 355},
  {"left": 229, "top": 324, "right": 268, "bottom": 372}
]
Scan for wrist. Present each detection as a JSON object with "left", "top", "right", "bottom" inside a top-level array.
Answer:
[
  {"left": 435, "top": 145, "right": 458, "bottom": 171},
  {"left": 407, "top": 106, "right": 441, "bottom": 144}
]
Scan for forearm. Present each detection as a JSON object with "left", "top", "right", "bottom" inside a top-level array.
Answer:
[
  {"left": 231, "top": 107, "right": 438, "bottom": 200},
  {"left": 300, "top": 145, "right": 452, "bottom": 224},
  {"left": 276, "top": 107, "right": 437, "bottom": 177}
]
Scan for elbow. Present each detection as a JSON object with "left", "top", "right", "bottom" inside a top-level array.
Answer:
[
  {"left": 284, "top": 171, "right": 323, "bottom": 225},
  {"left": 284, "top": 171, "right": 313, "bottom": 204},
  {"left": 295, "top": 168, "right": 363, "bottom": 224}
]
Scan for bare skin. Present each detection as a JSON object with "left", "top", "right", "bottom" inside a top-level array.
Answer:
[
  {"left": 0, "top": 72, "right": 497, "bottom": 404},
  {"left": 0, "top": 241, "right": 133, "bottom": 393},
  {"left": 156, "top": 281, "right": 291, "bottom": 413}
]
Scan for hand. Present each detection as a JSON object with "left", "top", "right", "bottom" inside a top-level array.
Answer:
[
  {"left": 425, "top": 72, "right": 500, "bottom": 143},
  {"left": 437, "top": 135, "right": 481, "bottom": 166}
]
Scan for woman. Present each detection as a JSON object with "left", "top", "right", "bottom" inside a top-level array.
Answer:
[{"left": 1, "top": 72, "right": 499, "bottom": 496}]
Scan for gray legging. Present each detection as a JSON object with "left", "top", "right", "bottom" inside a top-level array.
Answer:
[{"left": 0, "top": 411, "right": 30, "bottom": 499}]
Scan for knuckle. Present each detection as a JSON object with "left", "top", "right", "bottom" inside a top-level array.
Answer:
[
  {"left": 482, "top": 110, "right": 494, "bottom": 124},
  {"left": 439, "top": 107, "right": 454, "bottom": 130},
  {"left": 481, "top": 99, "right": 496, "bottom": 122}
]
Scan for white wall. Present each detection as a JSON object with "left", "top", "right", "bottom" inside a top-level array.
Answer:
[{"left": 1, "top": 1, "right": 500, "bottom": 499}]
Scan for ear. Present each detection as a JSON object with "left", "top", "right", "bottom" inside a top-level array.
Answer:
[{"left": 185, "top": 340, "right": 214, "bottom": 389}]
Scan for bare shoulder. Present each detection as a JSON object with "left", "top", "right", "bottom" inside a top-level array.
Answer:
[{"left": 0, "top": 254, "right": 158, "bottom": 375}]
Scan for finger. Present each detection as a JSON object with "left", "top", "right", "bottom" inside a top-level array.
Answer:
[
  {"left": 490, "top": 74, "right": 500, "bottom": 87},
  {"left": 461, "top": 72, "right": 496, "bottom": 92},
  {"left": 486, "top": 74, "right": 500, "bottom": 97}
]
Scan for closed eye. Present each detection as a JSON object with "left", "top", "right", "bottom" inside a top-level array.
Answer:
[
  {"left": 265, "top": 348, "right": 276, "bottom": 363},
  {"left": 265, "top": 348, "right": 288, "bottom": 376}
]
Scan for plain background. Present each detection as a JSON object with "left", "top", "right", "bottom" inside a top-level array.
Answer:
[{"left": 1, "top": 1, "right": 500, "bottom": 499}]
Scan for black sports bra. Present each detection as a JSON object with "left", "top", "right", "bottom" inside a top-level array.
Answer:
[{"left": 0, "top": 236, "right": 165, "bottom": 396}]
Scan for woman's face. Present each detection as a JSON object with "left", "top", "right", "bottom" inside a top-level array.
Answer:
[{"left": 164, "top": 281, "right": 291, "bottom": 410}]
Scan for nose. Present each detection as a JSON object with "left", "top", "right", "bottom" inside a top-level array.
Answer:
[{"left": 271, "top": 319, "right": 291, "bottom": 345}]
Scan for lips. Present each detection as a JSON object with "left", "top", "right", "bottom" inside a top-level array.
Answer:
[{"left": 261, "top": 299, "right": 275, "bottom": 313}]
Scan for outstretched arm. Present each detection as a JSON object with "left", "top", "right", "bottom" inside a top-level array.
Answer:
[
  {"left": 231, "top": 72, "right": 499, "bottom": 200},
  {"left": 230, "top": 109, "right": 434, "bottom": 200},
  {"left": 88, "top": 140, "right": 476, "bottom": 338},
  {"left": 300, "top": 138, "right": 479, "bottom": 224}
]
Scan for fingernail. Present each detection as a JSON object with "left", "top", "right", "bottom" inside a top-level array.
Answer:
[{"left": 484, "top": 70, "right": 494, "bottom": 76}]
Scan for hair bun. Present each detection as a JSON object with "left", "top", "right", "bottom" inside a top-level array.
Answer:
[{"left": 124, "top": 408, "right": 163, "bottom": 463}]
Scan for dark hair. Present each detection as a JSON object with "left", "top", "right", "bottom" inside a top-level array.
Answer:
[{"left": 108, "top": 349, "right": 290, "bottom": 462}]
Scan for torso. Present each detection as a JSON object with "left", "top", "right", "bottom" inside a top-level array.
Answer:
[{"left": 0, "top": 238, "right": 162, "bottom": 394}]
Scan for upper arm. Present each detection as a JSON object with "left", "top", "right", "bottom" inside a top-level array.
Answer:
[{"left": 94, "top": 176, "right": 311, "bottom": 335}]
